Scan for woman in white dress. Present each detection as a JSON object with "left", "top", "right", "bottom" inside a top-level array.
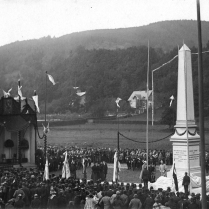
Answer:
[
  {"left": 139, "top": 161, "right": 147, "bottom": 183},
  {"left": 159, "top": 160, "right": 167, "bottom": 176}
]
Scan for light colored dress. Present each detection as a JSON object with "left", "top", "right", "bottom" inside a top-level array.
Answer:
[
  {"left": 159, "top": 163, "right": 167, "bottom": 176},
  {"left": 139, "top": 162, "right": 147, "bottom": 182}
]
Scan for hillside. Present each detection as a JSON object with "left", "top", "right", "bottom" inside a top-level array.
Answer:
[{"left": 0, "top": 20, "right": 209, "bottom": 116}]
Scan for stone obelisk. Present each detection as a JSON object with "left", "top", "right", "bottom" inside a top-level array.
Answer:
[{"left": 170, "top": 44, "right": 200, "bottom": 176}]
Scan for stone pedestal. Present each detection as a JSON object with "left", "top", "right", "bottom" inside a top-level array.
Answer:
[{"left": 170, "top": 44, "right": 200, "bottom": 177}]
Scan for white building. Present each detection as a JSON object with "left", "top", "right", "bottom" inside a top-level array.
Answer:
[{"left": 128, "top": 90, "right": 152, "bottom": 111}]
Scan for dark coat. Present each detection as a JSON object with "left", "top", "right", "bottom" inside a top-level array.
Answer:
[
  {"left": 142, "top": 169, "right": 150, "bottom": 181},
  {"left": 31, "top": 198, "right": 41, "bottom": 209},
  {"left": 182, "top": 175, "right": 190, "bottom": 186}
]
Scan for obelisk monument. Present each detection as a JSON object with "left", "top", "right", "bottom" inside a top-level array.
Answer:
[{"left": 170, "top": 44, "right": 200, "bottom": 176}]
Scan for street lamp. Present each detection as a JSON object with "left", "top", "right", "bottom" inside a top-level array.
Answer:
[{"left": 151, "top": 55, "right": 178, "bottom": 126}]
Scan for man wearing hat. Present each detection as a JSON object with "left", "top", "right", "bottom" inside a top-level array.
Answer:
[
  {"left": 48, "top": 189, "right": 58, "bottom": 209},
  {"left": 14, "top": 194, "right": 24, "bottom": 209},
  {"left": 30, "top": 194, "right": 41, "bottom": 209},
  {"left": 13, "top": 185, "right": 25, "bottom": 202}
]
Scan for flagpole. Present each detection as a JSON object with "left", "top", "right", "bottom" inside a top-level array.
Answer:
[
  {"left": 146, "top": 41, "right": 149, "bottom": 167},
  {"left": 18, "top": 79, "right": 22, "bottom": 167},
  {"left": 184, "top": 54, "right": 191, "bottom": 190},
  {"left": 34, "top": 90, "right": 37, "bottom": 153},
  {"left": 152, "top": 70, "right": 154, "bottom": 126},
  {"left": 117, "top": 107, "right": 119, "bottom": 182},
  {"left": 196, "top": 0, "right": 207, "bottom": 207},
  {"left": 44, "top": 71, "right": 48, "bottom": 158}
]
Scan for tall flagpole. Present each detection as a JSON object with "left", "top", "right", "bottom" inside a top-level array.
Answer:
[
  {"left": 184, "top": 49, "right": 191, "bottom": 187},
  {"left": 117, "top": 106, "right": 119, "bottom": 182},
  {"left": 152, "top": 70, "right": 154, "bottom": 126},
  {"left": 146, "top": 41, "right": 149, "bottom": 166},
  {"left": 44, "top": 71, "right": 48, "bottom": 158},
  {"left": 34, "top": 90, "right": 37, "bottom": 153},
  {"left": 196, "top": 0, "right": 206, "bottom": 207},
  {"left": 18, "top": 79, "right": 22, "bottom": 167}
]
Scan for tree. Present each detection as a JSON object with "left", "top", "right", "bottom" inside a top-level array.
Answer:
[{"left": 161, "top": 107, "right": 176, "bottom": 129}]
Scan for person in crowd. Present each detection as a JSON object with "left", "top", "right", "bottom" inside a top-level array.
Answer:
[
  {"left": 70, "top": 159, "right": 77, "bottom": 179},
  {"left": 47, "top": 189, "right": 58, "bottom": 209},
  {"left": 30, "top": 194, "right": 41, "bottom": 209},
  {"left": 142, "top": 167, "right": 150, "bottom": 188},
  {"left": 84, "top": 193, "right": 98, "bottom": 209},
  {"left": 99, "top": 191, "right": 111, "bottom": 209},
  {"left": 5, "top": 198, "right": 15, "bottom": 209},
  {"left": 159, "top": 160, "right": 167, "bottom": 177},
  {"left": 112, "top": 191, "right": 123, "bottom": 209},
  {"left": 139, "top": 161, "right": 147, "bottom": 183},
  {"left": 102, "top": 160, "right": 108, "bottom": 181},
  {"left": 13, "top": 185, "right": 25, "bottom": 202},
  {"left": 14, "top": 194, "right": 24, "bottom": 209},
  {"left": 129, "top": 194, "right": 142, "bottom": 209},
  {"left": 182, "top": 172, "right": 190, "bottom": 195}
]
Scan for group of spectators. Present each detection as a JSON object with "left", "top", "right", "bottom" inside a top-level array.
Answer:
[{"left": 0, "top": 166, "right": 206, "bottom": 209}]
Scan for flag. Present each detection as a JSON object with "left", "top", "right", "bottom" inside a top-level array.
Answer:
[
  {"left": 18, "top": 85, "right": 26, "bottom": 100},
  {"left": 173, "top": 163, "right": 178, "bottom": 191},
  {"left": 115, "top": 97, "right": 122, "bottom": 108},
  {"left": 47, "top": 73, "right": 57, "bottom": 85},
  {"left": 43, "top": 123, "right": 50, "bottom": 135},
  {"left": 62, "top": 151, "right": 71, "bottom": 179},
  {"left": 113, "top": 151, "right": 120, "bottom": 182},
  {"left": 32, "top": 95, "right": 40, "bottom": 113},
  {"left": 3, "top": 88, "right": 12, "bottom": 98},
  {"left": 43, "top": 156, "right": 49, "bottom": 181},
  {"left": 170, "top": 95, "right": 174, "bottom": 107}
]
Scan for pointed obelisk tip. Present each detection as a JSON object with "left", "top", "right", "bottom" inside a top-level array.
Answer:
[{"left": 179, "top": 44, "right": 190, "bottom": 52}]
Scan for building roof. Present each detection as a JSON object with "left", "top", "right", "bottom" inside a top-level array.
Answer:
[{"left": 128, "top": 90, "right": 152, "bottom": 101}]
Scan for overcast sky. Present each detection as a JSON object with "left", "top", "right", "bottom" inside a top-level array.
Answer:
[{"left": 0, "top": 0, "right": 209, "bottom": 47}]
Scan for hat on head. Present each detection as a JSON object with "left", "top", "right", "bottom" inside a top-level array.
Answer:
[{"left": 34, "top": 194, "right": 38, "bottom": 197}]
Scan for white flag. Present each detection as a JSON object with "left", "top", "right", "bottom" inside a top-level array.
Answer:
[
  {"left": 18, "top": 86, "right": 26, "bottom": 100},
  {"left": 113, "top": 151, "right": 120, "bottom": 182},
  {"left": 47, "top": 73, "right": 57, "bottom": 85},
  {"left": 170, "top": 95, "right": 174, "bottom": 107},
  {"left": 62, "top": 151, "right": 71, "bottom": 179},
  {"left": 3, "top": 88, "right": 12, "bottom": 98},
  {"left": 43, "top": 123, "right": 50, "bottom": 135},
  {"left": 32, "top": 95, "right": 40, "bottom": 113},
  {"left": 43, "top": 157, "right": 49, "bottom": 181},
  {"left": 115, "top": 97, "right": 122, "bottom": 108}
]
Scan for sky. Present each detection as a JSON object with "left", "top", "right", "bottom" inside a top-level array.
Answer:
[{"left": 0, "top": 0, "right": 209, "bottom": 47}]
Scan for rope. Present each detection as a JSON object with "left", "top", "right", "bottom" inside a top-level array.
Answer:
[
  {"left": 192, "top": 50, "right": 209, "bottom": 54},
  {"left": 152, "top": 55, "right": 178, "bottom": 72},
  {"left": 152, "top": 50, "right": 209, "bottom": 73},
  {"left": 35, "top": 124, "right": 44, "bottom": 139},
  {"left": 119, "top": 131, "right": 174, "bottom": 144}
]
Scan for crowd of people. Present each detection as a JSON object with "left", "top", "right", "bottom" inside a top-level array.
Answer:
[
  {"left": 35, "top": 146, "right": 173, "bottom": 173},
  {"left": 0, "top": 145, "right": 208, "bottom": 208},
  {"left": 0, "top": 166, "right": 206, "bottom": 209}
]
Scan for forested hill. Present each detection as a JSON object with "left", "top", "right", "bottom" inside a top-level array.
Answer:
[
  {"left": 2, "top": 20, "right": 209, "bottom": 52},
  {"left": 0, "top": 20, "right": 209, "bottom": 116}
]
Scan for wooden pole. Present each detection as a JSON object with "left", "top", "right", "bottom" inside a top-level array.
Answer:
[
  {"left": 146, "top": 41, "right": 149, "bottom": 166},
  {"left": 18, "top": 79, "right": 22, "bottom": 166},
  {"left": 196, "top": 0, "right": 207, "bottom": 207},
  {"left": 44, "top": 72, "right": 48, "bottom": 158}
]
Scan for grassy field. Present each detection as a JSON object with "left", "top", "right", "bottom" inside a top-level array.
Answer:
[{"left": 38, "top": 123, "right": 209, "bottom": 151}]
